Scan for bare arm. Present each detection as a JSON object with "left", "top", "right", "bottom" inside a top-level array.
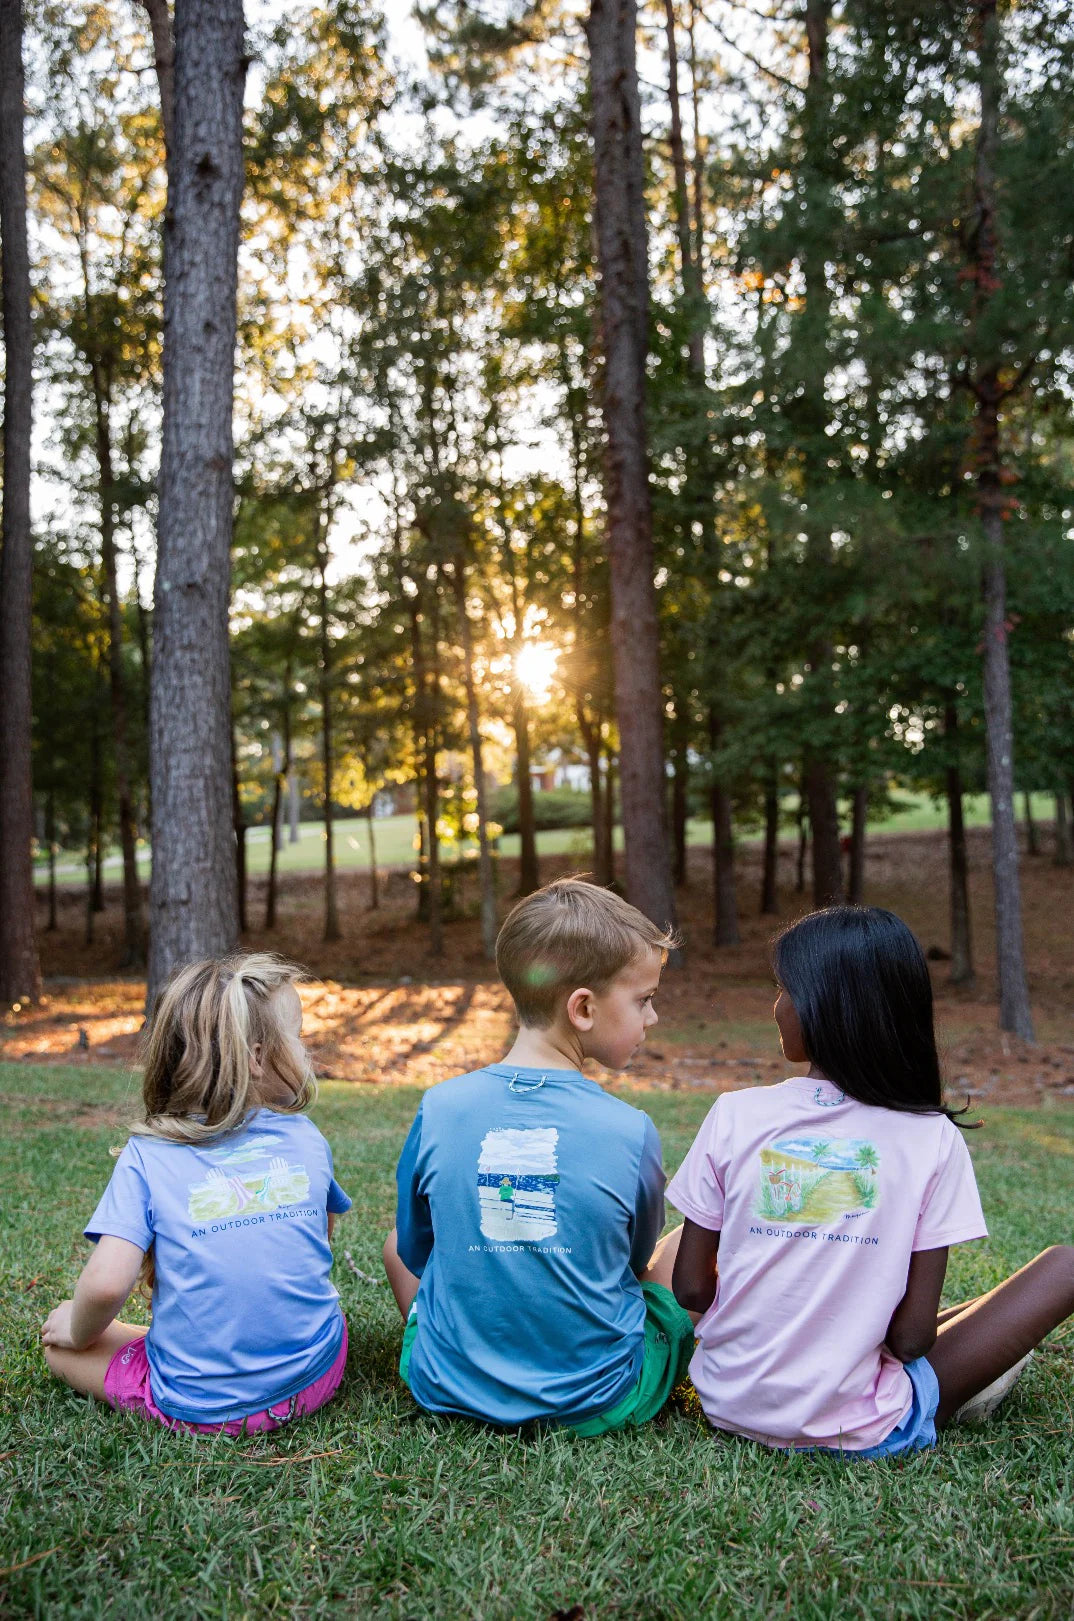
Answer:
[
  {"left": 885, "top": 1246, "right": 948, "bottom": 1363},
  {"left": 672, "top": 1218, "right": 721, "bottom": 1316},
  {"left": 41, "top": 1237, "right": 146, "bottom": 1351},
  {"left": 328, "top": 1212, "right": 337, "bottom": 1240}
]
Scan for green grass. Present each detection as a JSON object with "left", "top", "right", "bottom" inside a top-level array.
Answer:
[
  {"left": 34, "top": 791, "right": 1060, "bottom": 889},
  {"left": 3, "top": 1062, "right": 1073, "bottom": 1618}
]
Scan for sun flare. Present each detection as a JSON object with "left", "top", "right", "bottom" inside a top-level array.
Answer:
[{"left": 514, "top": 641, "right": 559, "bottom": 704}]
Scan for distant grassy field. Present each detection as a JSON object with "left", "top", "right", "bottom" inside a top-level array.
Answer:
[
  {"left": 33, "top": 791, "right": 1059, "bottom": 887},
  {"left": 3, "top": 1062, "right": 1073, "bottom": 1619}
]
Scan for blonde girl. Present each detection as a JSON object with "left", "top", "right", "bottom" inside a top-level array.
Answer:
[{"left": 41, "top": 955, "right": 351, "bottom": 1434}]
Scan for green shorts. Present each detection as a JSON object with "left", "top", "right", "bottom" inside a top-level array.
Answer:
[{"left": 399, "top": 1281, "right": 694, "bottom": 1437}]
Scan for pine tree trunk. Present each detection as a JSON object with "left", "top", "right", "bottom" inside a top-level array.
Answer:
[
  {"left": 1023, "top": 790, "right": 1038, "bottom": 856},
  {"left": 452, "top": 558, "right": 496, "bottom": 955},
  {"left": 231, "top": 724, "right": 247, "bottom": 935},
  {"left": 945, "top": 705, "right": 974, "bottom": 986},
  {"left": 805, "top": 758, "right": 844, "bottom": 906},
  {"left": 45, "top": 785, "right": 57, "bottom": 932},
  {"left": 585, "top": 0, "right": 677, "bottom": 934},
  {"left": 670, "top": 710, "right": 689, "bottom": 888},
  {"left": 317, "top": 529, "right": 340, "bottom": 944},
  {"left": 795, "top": 802, "right": 808, "bottom": 894},
  {"left": 93, "top": 376, "right": 146, "bottom": 968},
  {"left": 1055, "top": 794, "right": 1072, "bottom": 868},
  {"left": 265, "top": 760, "right": 282, "bottom": 930},
  {"left": 579, "top": 709, "right": 610, "bottom": 886},
  {"left": 288, "top": 770, "right": 300, "bottom": 842},
  {"left": 760, "top": 778, "right": 780, "bottom": 915},
  {"left": 971, "top": 0, "right": 1033, "bottom": 1040},
  {"left": 847, "top": 786, "right": 867, "bottom": 905},
  {"left": 0, "top": 0, "right": 41, "bottom": 1005},
  {"left": 710, "top": 711, "right": 739, "bottom": 946},
  {"left": 147, "top": 0, "right": 245, "bottom": 1002}
]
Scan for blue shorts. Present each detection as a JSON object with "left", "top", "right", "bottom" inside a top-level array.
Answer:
[{"left": 850, "top": 1356, "right": 939, "bottom": 1459}]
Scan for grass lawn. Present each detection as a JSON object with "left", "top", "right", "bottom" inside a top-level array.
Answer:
[
  {"left": 3, "top": 1063, "right": 1073, "bottom": 1619},
  {"left": 32, "top": 791, "right": 1059, "bottom": 888}
]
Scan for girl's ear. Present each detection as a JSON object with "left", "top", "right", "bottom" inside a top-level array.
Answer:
[
  {"left": 248, "top": 1041, "right": 264, "bottom": 1080},
  {"left": 565, "top": 988, "right": 596, "bottom": 1032}
]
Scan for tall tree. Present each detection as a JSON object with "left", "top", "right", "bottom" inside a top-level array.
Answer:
[
  {"left": 585, "top": 0, "right": 677, "bottom": 931},
  {"left": 964, "top": 0, "right": 1032, "bottom": 1039},
  {"left": 147, "top": 0, "right": 245, "bottom": 1000},
  {"left": 0, "top": 0, "right": 41, "bottom": 1005}
]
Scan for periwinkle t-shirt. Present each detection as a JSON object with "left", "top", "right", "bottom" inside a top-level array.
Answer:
[
  {"left": 395, "top": 1064, "right": 666, "bottom": 1425},
  {"left": 85, "top": 1110, "right": 351, "bottom": 1422},
  {"left": 667, "top": 1078, "right": 987, "bottom": 1450}
]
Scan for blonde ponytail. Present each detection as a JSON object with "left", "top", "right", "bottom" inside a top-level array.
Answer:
[{"left": 133, "top": 953, "right": 315, "bottom": 1146}]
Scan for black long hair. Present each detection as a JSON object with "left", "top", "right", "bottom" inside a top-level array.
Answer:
[{"left": 772, "top": 906, "right": 975, "bottom": 1127}]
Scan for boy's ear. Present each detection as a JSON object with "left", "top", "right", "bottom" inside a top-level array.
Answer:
[{"left": 565, "top": 988, "right": 596, "bottom": 1031}]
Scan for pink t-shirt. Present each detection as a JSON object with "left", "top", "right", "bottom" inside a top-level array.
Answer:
[{"left": 667, "top": 1078, "right": 987, "bottom": 1450}]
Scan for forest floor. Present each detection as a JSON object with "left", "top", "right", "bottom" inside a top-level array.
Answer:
[{"left": 6, "top": 825, "right": 1074, "bottom": 1110}]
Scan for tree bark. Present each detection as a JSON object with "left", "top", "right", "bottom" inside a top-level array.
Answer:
[
  {"left": 0, "top": 0, "right": 41, "bottom": 1005},
  {"left": 670, "top": 707, "right": 689, "bottom": 888},
  {"left": 316, "top": 502, "right": 340, "bottom": 943},
  {"left": 1023, "top": 790, "right": 1038, "bottom": 856},
  {"left": 804, "top": 757, "right": 843, "bottom": 906},
  {"left": 231, "top": 723, "right": 247, "bottom": 935},
  {"left": 89, "top": 357, "right": 146, "bottom": 967},
  {"left": 944, "top": 705, "right": 974, "bottom": 985},
  {"left": 585, "top": 0, "right": 677, "bottom": 934},
  {"left": 45, "top": 785, "right": 57, "bottom": 932},
  {"left": 970, "top": 0, "right": 1033, "bottom": 1039},
  {"left": 710, "top": 716, "right": 739, "bottom": 946},
  {"left": 1055, "top": 793, "right": 1072, "bottom": 868},
  {"left": 147, "top": 0, "right": 245, "bottom": 1002},
  {"left": 265, "top": 753, "right": 282, "bottom": 930},
  {"left": 452, "top": 558, "right": 496, "bottom": 955},
  {"left": 139, "top": 0, "right": 175, "bottom": 162}
]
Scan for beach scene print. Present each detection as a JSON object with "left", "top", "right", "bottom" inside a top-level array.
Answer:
[
  {"left": 756, "top": 1135, "right": 880, "bottom": 1224},
  {"left": 187, "top": 1136, "right": 311, "bottom": 1221},
  {"left": 477, "top": 1127, "right": 560, "bottom": 1242}
]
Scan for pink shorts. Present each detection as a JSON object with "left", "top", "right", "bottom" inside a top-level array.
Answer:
[{"left": 103, "top": 1320, "right": 348, "bottom": 1435}]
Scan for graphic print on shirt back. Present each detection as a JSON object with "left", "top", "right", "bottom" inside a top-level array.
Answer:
[
  {"left": 756, "top": 1136, "right": 879, "bottom": 1224},
  {"left": 186, "top": 1133, "right": 311, "bottom": 1222},
  {"left": 477, "top": 1127, "right": 560, "bottom": 1241}
]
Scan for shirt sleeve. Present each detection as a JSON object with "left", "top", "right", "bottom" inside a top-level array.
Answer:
[
  {"left": 628, "top": 1114, "right": 667, "bottom": 1274},
  {"left": 324, "top": 1139, "right": 352, "bottom": 1215},
  {"left": 395, "top": 1103, "right": 433, "bottom": 1277},
  {"left": 913, "top": 1123, "right": 988, "bottom": 1251},
  {"left": 666, "top": 1100, "right": 725, "bottom": 1231},
  {"left": 84, "top": 1141, "right": 154, "bottom": 1253}
]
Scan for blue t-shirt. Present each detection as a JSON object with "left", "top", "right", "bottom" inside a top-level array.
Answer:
[
  {"left": 395, "top": 1064, "right": 666, "bottom": 1425},
  {"left": 85, "top": 1110, "right": 352, "bottom": 1423}
]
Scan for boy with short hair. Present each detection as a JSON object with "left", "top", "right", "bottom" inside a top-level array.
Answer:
[{"left": 382, "top": 877, "right": 695, "bottom": 1433}]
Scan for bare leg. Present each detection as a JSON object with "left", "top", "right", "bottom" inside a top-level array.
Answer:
[
  {"left": 42, "top": 1320, "right": 148, "bottom": 1402},
  {"left": 383, "top": 1228, "right": 420, "bottom": 1320},
  {"left": 641, "top": 1225, "right": 702, "bottom": 1324},
  {"left": 931, "top": 1246, "right": 1074, "bottom": 1427}
]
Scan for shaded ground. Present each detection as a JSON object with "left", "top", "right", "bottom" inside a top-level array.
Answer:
[{"left": 6, "top": 826, "right": 1074, "bottom": 1107}]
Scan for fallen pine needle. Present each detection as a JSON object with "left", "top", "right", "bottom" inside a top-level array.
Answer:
[
  {"left": 0, "top": 1546, "right": 61, "bottom": 1578},
  {"left": 343, "top": 1251, "right": 382, "bottom": 1285}
]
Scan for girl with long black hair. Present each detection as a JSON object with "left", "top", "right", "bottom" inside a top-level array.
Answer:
[{"left": 670, "top": 905, "right": 1074, "bottom": 1455}]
